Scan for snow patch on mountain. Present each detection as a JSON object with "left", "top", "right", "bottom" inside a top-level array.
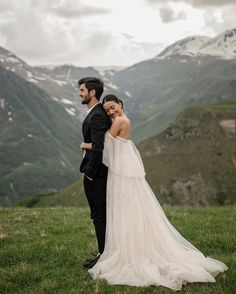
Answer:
[
  {"left": 60, "top": 160, "right": 66, "bottom": 166},
  {"left": 52, "top": 97, "right": 59, "bottom": 102},
  {"left": 95, "top": 66, "right": 124, "bottom": 77},
  {"left": 158, "top": 36, "right": 211, "bottom": 58},
  {"left": 105, "top": 82, "right": 118, "bottom": 90},
  {"left": 27, "top": 77, "right": 38, "bottom": 83},
  {"left": 61, "top": 98, "right": 74, "bottom": 105},
  {"left": 125, "top": 91, "right": 132, "bottom": 97},
  {"left": 199, "top": 28, "right": 236, "bottom": 59},
  {"left": 50, "top": 78, "right": 68, "bottom": 87},
  {"left": 65, "top": 107, "right": 76, "bottom": 116},
  {"left": 35, "top": 76, "right": 46, "bottom": 81}
]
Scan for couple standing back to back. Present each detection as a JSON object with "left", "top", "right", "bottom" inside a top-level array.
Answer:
[{"left": 78, "top": 77, "right": 227, "bottom": 291}]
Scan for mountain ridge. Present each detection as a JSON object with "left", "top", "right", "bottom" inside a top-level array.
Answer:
[
  {"left": 158, "top": 28, "right": 236, "bottom": 59},
  {"left": 0, "top": 65, "right": 83, "bottom": 206}
]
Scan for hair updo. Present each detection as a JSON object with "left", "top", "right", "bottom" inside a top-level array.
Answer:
[{"left": 102, "top": 94, "right": 123, "bottom": 108}]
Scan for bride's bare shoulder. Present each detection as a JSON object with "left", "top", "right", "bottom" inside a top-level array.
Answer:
[{"left": 113, "top": 116, "right": 130, "bottom": 126}]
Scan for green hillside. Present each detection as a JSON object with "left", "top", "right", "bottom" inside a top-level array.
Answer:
[
  {"left": 112, "top": 56, "right": 236, "bottom": 142},
  {"left": 14, "top": 178, "right": 87, "bottom": 208},
  {"left": 0, "top": 66, "right": 83, "bottom": 206},
  {"left": 0, "top": 206, "right": 234, "bottom": 293},
  {"left": 139, "top": 102, "right": 236, "bottom": 206},
  {"left": 14, "top": 102, "right": 236, "bottom": 209}
]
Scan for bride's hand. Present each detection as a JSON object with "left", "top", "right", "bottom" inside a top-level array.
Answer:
[{"left": 80, "top": 142, "right": 92, "bottom": 151}]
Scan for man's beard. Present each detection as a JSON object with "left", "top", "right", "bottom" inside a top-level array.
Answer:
[{"left": 81, "top": 95, "right": 92, "bottom": 105}]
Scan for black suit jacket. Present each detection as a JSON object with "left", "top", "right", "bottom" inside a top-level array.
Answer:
[{"left": 80, "top": 103, "right": 111, "bottom": 179}]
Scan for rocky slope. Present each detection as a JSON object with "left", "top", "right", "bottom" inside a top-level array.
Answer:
[{"left": 139, "top": 103, "right": 236, "bottom": 206}]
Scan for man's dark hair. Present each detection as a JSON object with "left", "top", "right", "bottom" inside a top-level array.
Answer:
[{"left": 78, "top": 77, "right": 104, "bottom": 100}]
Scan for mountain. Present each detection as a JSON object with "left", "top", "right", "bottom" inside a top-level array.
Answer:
[
  {"left": 0, "top": 46, "right": 38, "bottom": 82},
  {"left": 0, "top": 47, "right": 125, "bottom": 122},
  {"left": 0, "top": 47, "right": 131, "bottom": 206},
  {"left": 0, "top": 65, "right": 83, "bottom": 206},
  {"left": 3, "top": 28, "right": 236, "bottom": 145},
  {"left": 33, "top": 64, "right": 102, "bottom": 121},
  {"left": 158, "top": 28, "right": 236, "bottom": 59},
  {"left": 15, "top": 102, "right": 236, "bottom": 208},
  {"left": 34, "top": 64, "right": 131, "bottom": 120},
  {"left": 0, "top": 47, "right": 99, "bottom": 121},
  {"left": 1, "top": 28, "right": 236, "bottom": 206},
  {"left": 139, "top": 102, "right": 236, "bottom": 206},
  {"left": 111, "top": 54, "right": 236, "bottom": 142},
  {"left": 158, "top": 36, "right": 211, "bottom": 58},
  {"left": 199, "top": 28, "right": 236, "bottom": 59}
]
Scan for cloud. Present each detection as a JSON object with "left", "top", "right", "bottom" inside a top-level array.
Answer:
[
  {"left": 0, "top": 0, "right": 15, "bottom": 15},
  {"left": 50, "top": 1, "right": 110, "bottom": 19},
  {"left": 146, "top": 0, "right": 236, "bottom": 8},
  {"left": 159, "top": 6, "right": 187, "bottom": 23},
  {"left": 203, "top": 5, "right": 236, "bottom": 35},
  {"left": 0, "top": 11, "right": 164, "bottom": 67},
  {"left": 0, "top": 0, "right": 164, "bottom": 67},
  {"left": 145, "top": 0, "right": 236, "bottom": 37},
  {"left": 44, "top": 29, "right": 164, "bottom": 67},
  {"left": 184, "top": 0, "right": 235, "bottom": 8},
  {"left": 0, "top": 0, "right": 235, "bottom": 67}
]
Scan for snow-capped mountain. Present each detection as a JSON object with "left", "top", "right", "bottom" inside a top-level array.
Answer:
[
  {"left": 158, "top": 36, "right": 211, "bottom": 58},
  {"left": 199, "top": 28, "right": 236, "bottom": 59},
  {"left": 157, "top": 28, "right": 236, "bottom": 59},
  {"left": 0, "top": 46, "right": 42, "bottom": 83},
  {"left": 0, "top": 47, "right": 101, "bottom": 121},
  {"left": 0, "top": 48, "right": 83, "bottom": 119}
]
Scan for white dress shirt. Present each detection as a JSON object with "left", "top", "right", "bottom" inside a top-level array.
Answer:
[{"left": 86, "top": 102, "right": 100, "bottom": 115}]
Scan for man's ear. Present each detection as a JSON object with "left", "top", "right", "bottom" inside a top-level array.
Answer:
[{"left": 90, "top": 89, "right": 96, "bottom": 97}]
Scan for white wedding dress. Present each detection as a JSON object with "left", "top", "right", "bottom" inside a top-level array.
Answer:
[{"left": 88, "top": 131, "right": 228, "bottom": 291}]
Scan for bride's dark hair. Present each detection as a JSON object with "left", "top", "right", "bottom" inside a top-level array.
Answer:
[{"left": 102, "top": 94, "right": 123, "bottom": 108}]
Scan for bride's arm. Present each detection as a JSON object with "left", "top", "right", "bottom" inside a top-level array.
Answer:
[
  {"left": 80, "top": 142, "right": 92, "bottom": 150},
  {"left": 109, "top": 117, "right": 123, "bottom": 137}
]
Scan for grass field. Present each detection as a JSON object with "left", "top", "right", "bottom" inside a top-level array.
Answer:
[{"left": 0, "top": 206, "right": 235, "bottom": 293}]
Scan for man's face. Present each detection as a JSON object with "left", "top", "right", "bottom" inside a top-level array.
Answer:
[{"left": 79, "top": 83, "right": 92, "bottom": 105}]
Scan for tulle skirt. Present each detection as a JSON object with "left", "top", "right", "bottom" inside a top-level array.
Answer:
[{"left": 88, "top": 170, "right": 228, "bottom": 291}]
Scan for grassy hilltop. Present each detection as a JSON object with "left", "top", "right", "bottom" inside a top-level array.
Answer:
[{"left": 0, "top": 205, "right": 235, "bottom": 293}]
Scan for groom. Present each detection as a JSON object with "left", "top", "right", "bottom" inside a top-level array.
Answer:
[{"left": 78, "top": 77, "right": 111, "bottom": 269}]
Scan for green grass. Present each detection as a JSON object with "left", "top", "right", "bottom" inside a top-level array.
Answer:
[{"left": 0, "top": 206, "right": 235, "bottom": 293}]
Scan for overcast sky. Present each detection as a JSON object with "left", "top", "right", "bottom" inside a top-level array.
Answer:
[{"left": 0, "top": 0, "right": 235, "bottom": 67}]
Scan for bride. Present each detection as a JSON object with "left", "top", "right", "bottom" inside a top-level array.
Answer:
[{"left": 81, "top": 94, "right": 228, "bottom": 291}]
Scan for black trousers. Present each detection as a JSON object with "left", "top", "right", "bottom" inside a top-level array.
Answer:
[{"left": 83, "top": 172, "right": 107, "bottom": 254}]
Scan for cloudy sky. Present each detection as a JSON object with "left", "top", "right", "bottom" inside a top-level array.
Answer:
[{"left": 0, "top": 0, "right": 235, "bottom": 67}]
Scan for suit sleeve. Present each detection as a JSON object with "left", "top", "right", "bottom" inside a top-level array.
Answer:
[{"left": 84, "top": 112, "right": 108, "bottom": 179}]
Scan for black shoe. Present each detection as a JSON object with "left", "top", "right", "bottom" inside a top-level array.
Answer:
[{"left": 83, "top": 254, "right": 100, "bottom": 269}]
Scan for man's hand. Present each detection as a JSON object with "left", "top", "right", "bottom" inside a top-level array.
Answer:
[{"left": 80, "top": 142, "right": 92, "bottom": 151}]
